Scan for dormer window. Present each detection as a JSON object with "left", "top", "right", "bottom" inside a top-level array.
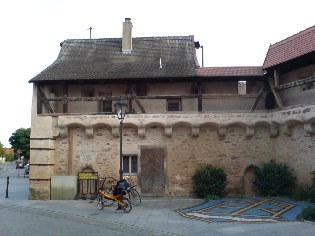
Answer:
[{"left": 167, "top": 99, "right": 182, "bottom": 111}]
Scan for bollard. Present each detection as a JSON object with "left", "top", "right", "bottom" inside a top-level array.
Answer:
[{"left": 5, "top": 176, "right": 9, "bottom": 198}]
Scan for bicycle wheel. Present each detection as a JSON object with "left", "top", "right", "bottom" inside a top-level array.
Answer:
[
  {"left": 97, "top": 195, "right": 104, "bottom": 210},
  {"left": 121, "top": 197, "right": 132, "bottom": 213},
  {"left": 128, "top": 188, "right": 141, "bottom": 206}
]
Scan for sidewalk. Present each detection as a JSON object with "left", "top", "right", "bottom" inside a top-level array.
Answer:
[
  {"left": 1, "top": 196, "right": 315, "bottom": 236},
  {"left": 1, "top": 176, "right": 315, "bottom": 235}
]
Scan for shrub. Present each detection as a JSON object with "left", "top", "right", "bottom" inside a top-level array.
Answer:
[
  {"left": 291, "top": 185, "right": 312, "bottom": 201},
  {"left": 204, "top": 195, "right": 220, "bottom": 201},
  {"left": 309, "top": 171, "right": 315, "bottom": 203},
  {"left": 192, "top": 164, "right": 227, "bottom": 198},
  {"left": 253, "top": 160, "right": 296, "bottom": 196},
  {"left": 302, "top": 205, "right": 315, "bottom": 221}
]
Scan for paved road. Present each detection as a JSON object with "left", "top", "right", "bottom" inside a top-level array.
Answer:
[{"left": 1, "top": 163, "right": 315, "bottom": 236}]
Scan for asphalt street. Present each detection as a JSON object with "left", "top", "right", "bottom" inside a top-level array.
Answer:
[{"left": 1, "top": 162, "right": 315, "bottom": 236}]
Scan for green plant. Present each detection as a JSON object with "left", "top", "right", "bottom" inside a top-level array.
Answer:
[
  {"left": 291, "top": 185, "right": 312, "bottom": 201},
  {"left": 192, "top": 164, "right": 227, "bottom": 198},
  {"left": 302, "top": 205, "right": 315, "bottom": 221},
  {"left": 5, "top": 153, "right": 15, "bottom": 162},
  {"left": 253, "top": 160, "right": 296, "bottom": 196},
  {"left": 204, "top": 195, "right": 220, "bottom": 201},
  {"left": 309, "top": 171, "right": 315, "bottom": 203}
]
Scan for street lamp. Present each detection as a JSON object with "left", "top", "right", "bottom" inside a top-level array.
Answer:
[{"left": 114, "top": 96, "right": 128, "bottom": 180}]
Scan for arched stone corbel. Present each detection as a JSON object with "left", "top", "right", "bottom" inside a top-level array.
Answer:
[
  {"left": 85, "top": 126, "right": 94, "bottom": 138},
  {"left": 304, "top": 123, "right": 315, "bottom": 134},
  {"left": 191, "top": 125, "right": 200, "bottom": 138},
  {"left": 245, "top": 126, "right": 255, "bottom": 138},
  {"left": 52, "top": 127, "right": 60, "bottom": 138},
  {"left": 269, "top": 124, "right": 279, "bottom": 138},
  {"left": 138, "top": 126, "right": 145, "bottom": 138},
  {"left": 59, "top": 126, "right": 68, "bottom": 138},
  {"left": 112, "top": 127, "right": 120, "bottom": 138},
  {"left": 165, "top": 126, "right": 173, "bottom": 138},
  {"left": 218, "top": 125, "right": 227, "bottom": 139}
]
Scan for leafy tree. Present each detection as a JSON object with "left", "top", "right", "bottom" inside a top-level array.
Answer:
[
  {"left": 9, "top": 128, "right": 31, "bottom": 161},
  {"left": 0, "top": 142, "right": 4, "bottom": 156}
]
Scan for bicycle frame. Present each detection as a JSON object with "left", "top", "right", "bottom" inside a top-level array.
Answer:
[
  {"left": 98, "top": 189, "right": 126, "bottom": 207},
  {"left": 96, "top": 176, "right": 132, "bottom": 213}
]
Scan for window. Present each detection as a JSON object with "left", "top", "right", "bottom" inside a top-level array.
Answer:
[
  {"left": 123, "top": 155, "right": 137, "bottom": 173},
  {"left": 98, "top": 91, "right": 112, "bottom": 112},
  {"left": 238, "top": 81, "right": 247, "bottom": 95},
  {"left": 167, "top": 99, "right": 182, "bottom": 111}
]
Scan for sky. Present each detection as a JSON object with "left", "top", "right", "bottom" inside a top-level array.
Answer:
[{"left": 0, "top": 0, "right": 314, "bottom": 147}]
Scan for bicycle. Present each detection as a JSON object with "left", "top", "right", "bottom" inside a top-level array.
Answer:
[
  {"left": 125, "top": 175, "right": 141, "bottom": 206},
  {"left": 96, "top": 177, "right": 132, "bottom": 213}
]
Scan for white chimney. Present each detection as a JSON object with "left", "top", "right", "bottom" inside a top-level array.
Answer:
[{"left": 122, "top": 18, "right": 132, "bottom": 54}]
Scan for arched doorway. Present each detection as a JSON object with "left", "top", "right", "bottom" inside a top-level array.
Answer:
[{"left": 243, "top": 165, "right": 259, "bottom": 196}]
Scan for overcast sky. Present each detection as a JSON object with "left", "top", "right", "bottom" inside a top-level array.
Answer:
[{"left": 0, "top": 0, "right": 314, "bottom": 147}]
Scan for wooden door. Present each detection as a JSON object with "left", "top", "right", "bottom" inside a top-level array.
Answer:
[{"left": 140, "top": 148, "right": 165, "bottom": 196}]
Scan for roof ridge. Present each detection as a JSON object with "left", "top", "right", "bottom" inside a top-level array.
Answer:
[
  {"left": 270, "top": 24, "right": 315, "bottom": 48},
  {"left": 198, "top": 66, "right": 262, "bottom": 69},
  {"left": 62, "top": 35, "right": 193, "bottom": 43}
]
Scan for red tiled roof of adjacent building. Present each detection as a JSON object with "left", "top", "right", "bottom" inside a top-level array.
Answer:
[
  {"left": 263, "top": 25, "right": 315, "bottom": 70},
  {"left": 196, "top": 66, "right": 264, "bottom": 77}
]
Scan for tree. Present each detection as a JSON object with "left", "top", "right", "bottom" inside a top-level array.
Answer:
[
  {"left": 0, "top": 142, "right": 5, "bottom": 156},
  {"left": 9, "top": 128, "right": 31, "bottom": 160}
]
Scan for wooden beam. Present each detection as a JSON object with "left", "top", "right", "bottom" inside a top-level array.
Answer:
[
  {"left": 68, "top": 127, "right": 74, "bottom": 175},
  {"left": 276, "top": 76, "right": 315, "bottom": 91},
  {"left": 268, "top": 77, "right": 283, "bottom": 109},
  {"left": 250, "top": 87, "right": 265, "bottom": 111},
  {"left": 274, "top": 70, "right": 280, "bottom": 87},
  {"left": 38, "top": 86, "right": 55, "bottom": 113},
  {"left": 62, "top": 85, "right": 68, "bottom": 113},
  {"left": 198, "top": 81, "right": 202, "bottom": 112},
  {"left": 130, "top": 88, "right": 146, "bottom": 113},
  {"left": 46, "top": 94, "right": 259, "bottom": 101}
]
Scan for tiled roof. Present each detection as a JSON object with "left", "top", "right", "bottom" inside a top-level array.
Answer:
[
  {"left": 196, "top": 66, "right": 264, "bottom": 77},
  {"left": 30, "top": 36, "right": 198, "bottom": 83},
  {"left": 263, "top": 25, "right": 315, "bottom": 69}
]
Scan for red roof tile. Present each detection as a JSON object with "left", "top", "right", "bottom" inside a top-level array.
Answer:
[
  {"left": 263, "top": 25, "right": 315, "bottom": 69},
  {"left": 196, "top": 66, "right": 264, "bottom": 77}
]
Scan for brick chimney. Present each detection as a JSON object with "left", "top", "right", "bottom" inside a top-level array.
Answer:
[{"left": 122, "top": 18, "right": 133, "bottom": 54}]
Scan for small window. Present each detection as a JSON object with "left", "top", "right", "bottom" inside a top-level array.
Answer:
[
  {"left": 238, "top": 81, "right": 247, "bottom": 95},
  {"left": 167, "top": 99, "right": 182, "bottom": 111},
  {"left": 98, "top": 91, "right": 112, "bottom": 112},
  {"left": 123, "top": 155, "right": 137, "bottom": 173}
]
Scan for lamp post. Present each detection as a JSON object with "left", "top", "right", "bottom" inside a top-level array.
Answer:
[{"left": 114, "top": 96, "right": 128, "bottom": 181}]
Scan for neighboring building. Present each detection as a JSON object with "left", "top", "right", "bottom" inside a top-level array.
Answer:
[{"left": 28, "top": 19, "right": 315, "bottom": 200}]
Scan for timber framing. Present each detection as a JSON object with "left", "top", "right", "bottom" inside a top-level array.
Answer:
[{"left": 276, "top": 76, "right": 315, "bottom": 91}]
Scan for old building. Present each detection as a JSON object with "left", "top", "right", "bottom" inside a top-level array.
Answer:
[{"left": 28, "top": 19, "right": 315, "bottom": 200}]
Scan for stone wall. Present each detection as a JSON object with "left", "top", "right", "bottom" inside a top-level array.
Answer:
[{"left": 29, "top": 102, "right": 315, "bottom": 199}]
